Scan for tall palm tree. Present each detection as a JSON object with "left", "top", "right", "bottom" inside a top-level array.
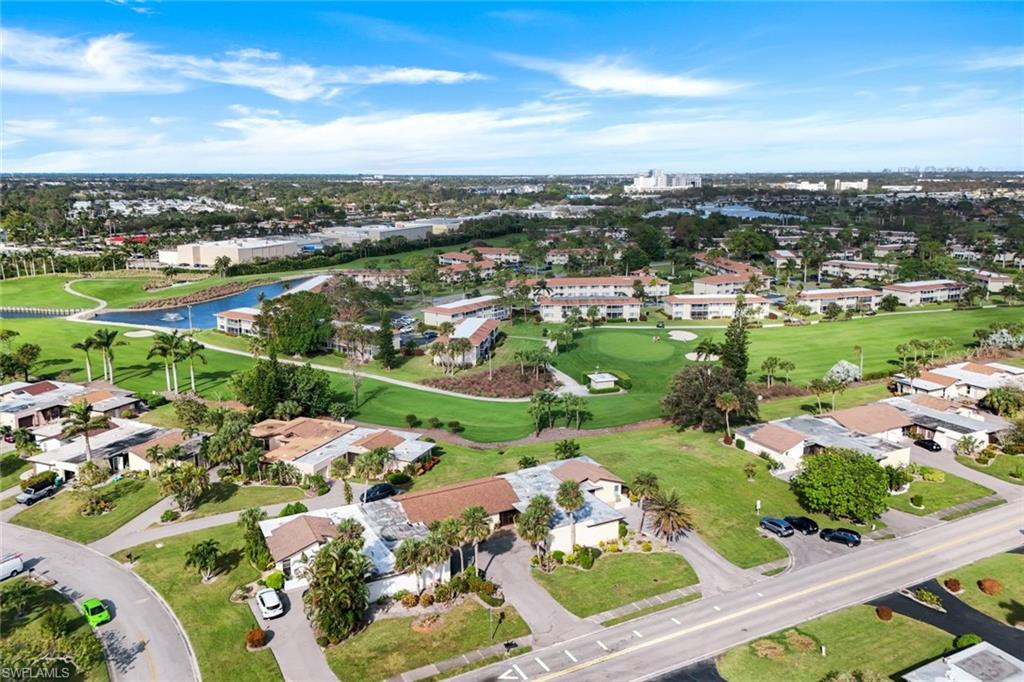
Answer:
[
  {"left": 631, "top": 471, "right": 659, "bottom": 534},
  {"left": 853, "top": 344, "right": 864, "bottom": 378},
  {"left": 179, "top": 339, "right": 207, "bottom": 393},
  {"left": 460, "top": 506, "right": 491, "bottom": 571},
  {"left": 435, "top": 517, "right": 465, "bottom": 574},
  {"left": 715, "top": 391, "right": 741, "bottom": 439},
  {"left": 91, "top": 328, "right": 124, "bottom": 383},
  {"left": 694, "top": 337, "right": 720, "bottom": 362},
  {"left": 353, "top": 447, "right": 390, "bottom": 495},
  {"left": 778, "top": 359, "right": 796, "bottom": 383},
  {"left": 393, "top": 538, "right": 424, "bottom": 592},
  {"left": 148, "top": 331, "right": 184, "bottom": 393},
  {"left": 61, "top": 400, "right": 109, "bottom": 461},
  {"left": 71, "top": 336, "right": 96, "bottom": 383},
  {"left": 185, "top": 539, "right": 221, "bottom": 582},
  {"left": 516, "top": 495, "right": 555, "bottom": 566},
  {"left": 556, "top": 480, "right": 585, "bottom": 549},
  {"left": 647, "top": 489, "right": 693, "bottom": 541}
]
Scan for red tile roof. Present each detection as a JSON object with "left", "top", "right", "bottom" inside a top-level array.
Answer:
[
  {"left": 750, "top": 423, "right": 804, "bottom": 452},
  {"left": 537, "top": 297, "right": 641, "bottom": 306},
  {"left": 353, "top": 430, "right": 406, "bottom": 450},
  {"left": 825, "top": 404, "right": 913, "bottom": 434},
  {"left": 397, "top": 477, "right": 519, "bottom": 525},
  {"left": 266, "top": 516, "right": 340, "bottom": 562},
  {"left": 553, "top": 460, "right": 623, "bottom": 484},
  {"left": 22, "top": 381, "right": 59, "bottom": 396}
]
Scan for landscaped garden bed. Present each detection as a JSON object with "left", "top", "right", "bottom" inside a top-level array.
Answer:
[
  {"left": 421, "top": 363, "right": 555, "bottom": 398},
  {"left": 941, "top": 553, "right": 1024, "bottom": 626}
]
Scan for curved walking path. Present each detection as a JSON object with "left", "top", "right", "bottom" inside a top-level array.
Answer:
[{"left": 63, "top": 278, "right": 107, "bottom": 318}]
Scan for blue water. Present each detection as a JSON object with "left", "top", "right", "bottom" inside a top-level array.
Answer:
[
  {"left": 644, "top": 204, "right": 806, "bottom": 221},
  {"left": 93, "top": 278, "right": 310, "bottom": 329}
]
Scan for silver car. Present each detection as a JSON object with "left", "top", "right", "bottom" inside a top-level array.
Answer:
[{"left": 256, "top": 588, "right": 284, "bottom": 619}]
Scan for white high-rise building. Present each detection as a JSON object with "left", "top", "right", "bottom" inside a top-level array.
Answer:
[
  {"left": 625, "top": 170, "right": 702, "bottom": 193},
  {"left": 834, "top": 178, "right": 869, "bottom": 191}
]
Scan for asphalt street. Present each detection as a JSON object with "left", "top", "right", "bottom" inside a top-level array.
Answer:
[
  {"left": 455, "top": 498, "right": 1024, "bottom": 682},
  {"left": 1, "top": 522, "right": 199, "bottom": 682}
]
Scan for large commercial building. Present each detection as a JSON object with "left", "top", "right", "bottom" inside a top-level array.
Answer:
[
  {"left": 159, "top": 237, "right": 305, "bottom": 268},
  {"left": 624, "top": 170, "right": 702, "bottom": 193},
  {"left": 316, "top": 223, "right": 433, "bottom": 247}
]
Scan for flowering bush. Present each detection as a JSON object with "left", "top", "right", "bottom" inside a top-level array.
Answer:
[
  {"left": 401, "top": 592, "right": 419, "bottom": 608},
  {"left": 246, "top": 628, "right": 265, "bottom": 649},
  {"left": 418, "top": 592, "right": 434, "bottom": 607}
]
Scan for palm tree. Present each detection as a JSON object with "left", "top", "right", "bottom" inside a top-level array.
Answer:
[
  {"left": 91, "top": 328, "right": 124, "bottom": 383},
  {"left": 147, "top": 331, "right": 177, "bottom": 393},
  {"left": 61, "top": 400, "right": 108, "bottom": 461},
  {"left": 516, "top": 495, "right": 555, "bottom": 567},
  {"left": 71, "top": 336, "right": 96, "bottom": 383},
  {"left": 561, "top": 394, "right": 587, "bottom": 429},
  {"left": 461, "top": 506, "right": 491, "bottom": 571},
  {"left": 438, "top": 321, "right": 455, "bottom": 337},
  {"left": 807, "top": 378, "right": 829, "bottom": 413},
  {"left": 760, "top": 356, "right": 780, "bottom": 387},
  {"left": 646, "top": 489, "right": 693, "bottom": 541},
  {"left": 853, "top": 345, "right": 864, "bottom": 378},
  {"left": 184, "top": 538, "right": 221, "bottom": 582},
  {"left": 353, "top": 447, "right": 390, "bottom": 494},
  {"left": 178, "top": 339, "right": 207, "bottom": 393},
  {"left": 694, "top": 337, "right": 720, "bottom": 362},
  {"left": 394, "top": 538, "right": 424, "bottom": 592},
  {"left": 715, "top": 391, "right": 741, "bottom": 439},
  {"left": 778, "top": 359, "right": 796, "bottom": 383},
  {"left": 631, "top": 471, "right": 659, "bottom": 534},
  {"left": 556, "top": 480, "right": 585, "bottom": 549},
  {"left": 446, "top": 337, "right": 472, "bottom": 371},
  {"left": 0, "top": 329, "right": 20, "bottom": 353},
  {"left": 435, "top": 517, "right": 465, "bottom": 573}
]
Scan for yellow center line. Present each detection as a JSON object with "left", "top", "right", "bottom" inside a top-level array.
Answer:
[{"left": 535, "top": 516, "right": 1021, "bottom": 681}]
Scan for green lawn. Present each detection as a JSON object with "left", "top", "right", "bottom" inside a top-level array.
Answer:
[
  {"left": 186, "top": 482, "right": 306, "bottom": 519},
  {"left": 113, "top": 524, "right": 282, "bottom": 682},
  {"left": 757, "top": 383, "right": 891, "bottom": 422},
  {"left": 0, "top": 453, "right": 31, "bottom": 490},
  {"left": 601, "top": 592, "right": 702, "bottom": 626},
  {"left": 0, "top": 275, "right": 87, "bottom": 309},
  {"left": 715, "top": 605, "right": 951, "bottom": 682},
  {"left": 324, "top": 599, "right": 529, "bottom": 681},
  {"left": 942, "top": 552, "right": 1024, "bottom": 625},
  {"left": 956, "top": 454, "right": 1024, "bottom": 486},
  {"left": 0, "top": 578, "right": 110, "bottom": 682},
  {"left": 886, "top": 473, "right": 995, "bottom": 516},
  {"left": 10, "top": 479, "right": 163, "bottom": 544},
  {"left": 68, "top": 273, "right": 278, "bottom": 309},
  {"left": 532, "top": 552, "right": 698, "bottom": 617}
]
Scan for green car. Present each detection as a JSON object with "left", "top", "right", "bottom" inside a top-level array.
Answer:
[{"left": 81, "top": 598, "right": 110, "bottom": 627}]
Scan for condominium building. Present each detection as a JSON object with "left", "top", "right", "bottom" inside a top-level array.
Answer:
[
  {"left": 881, "top": 280, "right": 965, "bottom": 306},
  {"left": 797, "top": 287, "right": 882, "bottom": 313},
  {"left": 520, "top": 276, "right": 670, "bottom": 301},
  {"left": 766, "top": 249, "right": 801, "bottom": 269},
  {"left": 694, "top": 253, "right": 763, "bottom": 276},
  {"left": 692, "top": 273, "right": 762, "bottom": 296},
  {"left": 422, "top": 295, "right": 511, "bottom": 326},
  {"left": 341, "top": 269, "right": 411, "bottom": 291},
  {"left": 439, "top": 259, "right": 497, "bottom": 282},
  {"left": 834, "top": 179, "right": 869, "bottom": 191},
  {"left": 215, "top": 307, "right": 261, "bottom": 336},
  {"left": 624, "top": 170, "right": 702, "bottom": 193},
  {"left": 538, "top": 296, "right": 642, "bottom": 323},
  {"left": 662, "top": 294, "right": 769, "bottom": 320},
  {"left": 820, "top": 260, "right": 896, "bottom": 280},
  {"left": 973, "top": 270, "right": 1012, "bottom": 293},
  {"left": 432, "top": 318, "right": 501, "bottom": 367}
]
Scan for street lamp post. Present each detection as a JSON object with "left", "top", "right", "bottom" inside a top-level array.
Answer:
[{"left": 187, "top": 304, "right": 193, "bottom": 335}]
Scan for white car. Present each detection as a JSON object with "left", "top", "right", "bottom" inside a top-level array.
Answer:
[
  {"left": 256, "top": 588, "right": 284, "bottom": 619},
  {"left": 0, "top": 553, "right": 24, "bottom": 581}
]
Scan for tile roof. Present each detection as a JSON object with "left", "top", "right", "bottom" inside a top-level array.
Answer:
[
  {"left": 424, "top": 295, "right": 501, "bottom": 315},
  {"left": 882, "top": 279, "right": 962, "bottom": 293},
  {"left": 553, "top": 460, "right": 624, "bottom": 484},
  {"left": 694, "top": 273, "right": 754, "bottom": 285},
  {"left": 538, "top": 297, "right": 641, "bottom": 306},
  {"left": 396, "top": 477, "right": 519, "bottom": 525},
  {"left": 907, "top": 394, "right": 960, "bottom": 412},
  {"left": 523, "top": 276, "right": 668, "bottom": 287},
  {"left": 266, "top": 515, "right": 340, "bottom": 562},
  {"left": 353, "top": 430, "right": 406, "bottom": 450},
  {"left": 22, "top": 381, "right": 59, "bottom": 396},
  {"left": 127, "top": 429, "right": 190, "bottom": 461},
  {"left": 798, "top": 287, "right": 880, "bottom": 300},
  {"left": 441, "top": 259, "right": 496, "bottom": 274},
  {"left": 914, "top": 370, "right": 959, "bottom": 387},
  {"left": 824, "top": 403, "right": 913, "bottom": 434},
  {"left": 960, "top": 362, "right": 1000, "bottom": 376},
  {"left": 749, "top": 423, "right": 805, "bottom": 452}
]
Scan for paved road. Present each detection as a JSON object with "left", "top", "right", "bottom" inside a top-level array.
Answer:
[
  {"left": 1, "top": 522, "right": 199, "bottom": 682},
  {"left": 454, "top": 498, "right": 1024, "bottom": 682}
]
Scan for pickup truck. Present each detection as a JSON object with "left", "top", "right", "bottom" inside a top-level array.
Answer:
[{"left": 15, "top": 483, "right": 57, "bottom": 506}]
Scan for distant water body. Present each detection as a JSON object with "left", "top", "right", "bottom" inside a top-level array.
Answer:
[{"left": 644, "top": 203, "right": 806, "bottom": 221}]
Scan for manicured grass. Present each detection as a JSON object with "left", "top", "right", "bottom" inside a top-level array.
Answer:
[
  {"left": 715, "top": 605, "right": 951, "bottom": 682},
  {"left": 186, "top": 482, "right": 305, "bottom": 519},
  {"left": 956, "top": 454, "right": 1024, "bottom": 485},
  {"left": 69, "top": 273, "right": 276, "bottom": 309},
  {"left": 10, "top": 479, "right": 163, "bottom": 544},
  {"left": 532, "top": 552, "right": 698, "bottom": 618},
  {"left": 0, "top": 578, "right": 110, "bottom": 682},
  {"left": 0, "top": 274, "right": 86, "bottom": 308},
  {"left": 137, "top": 403, "right": 183, "bottom": 428},
  {"left": 323, "top": 599, "right": 530, "bottom": 681},
  {"left": 942, "top": 552, "right": 1024, "bottom": 625},
  {"left": 757, "top": 383, "right": 891, "bottom": 422},
  {"left": 113, "top": 524, "right": 282, "bottom": 682},
  {"left": 886, "top": 473, "right": 995, "bottom": 516},
  {"left": 0, "top": 453, "right": 31, "bottom": 490},
  {"left": 601, "top": 592, "right": 702, "bottom": 626}
]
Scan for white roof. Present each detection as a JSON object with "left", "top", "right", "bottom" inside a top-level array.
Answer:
[
  {"left": 215, "top": 306, "right": 260, "bottom": 318},
  {"left": 29, "top": 419, "right": 160, "bottom": 467},
  {"left": 281, "top": 274, "right": 333, "bottom": 295},
  {"left": 432, "top": 294, "right": 499, "bottom": 310},
  {"left": 588, "top": 372, "right": 618, "bottom": 383},
  {"left": 453, "top": 317, "right": 489, "bottom": 339}
]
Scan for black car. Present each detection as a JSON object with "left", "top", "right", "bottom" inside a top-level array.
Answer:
[
  {"left": 360, "top": 483, "right": 397, "bottom": 503},
  {"left": 819, "top": 528, "right": 862, "bottom": 547},
  {"left": 914, "top": 439, "right": 942, "bottom": 452},
  {"left": 655, "top": 321, "right": 666, "bottom": 328},
  {"left": 784, "top": 516, "right": 819, "bottom": 535}
]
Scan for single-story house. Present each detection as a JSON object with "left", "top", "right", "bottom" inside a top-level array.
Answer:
[
  {"left": 26, "top": 418, "right": 163, "bottom": 482},
  {"left": 125, "top": 428, "right": 204, "bottom": 474},
  {"left": 894, "top": 361, "right": 1024, "bottom": 402},
  {"left": 881, "top": 280, "right": 965, "bottom": 306},
  {"left": 819, "top": 403, "right": 914, "bottom": 444},
  {"left": 797, "top": 287, "right": 882, "bottom": 313},
  {"left": 902, "top": 641, "right": 1024, "bottom": 682},
  {"left": 883, "top": 396, "right": 1006, "bottom": 450},
  {"left": 214, "top": 307, "right": 260, "bottom": 336},
  {"left": 538, "top": 296, "right": 642, "bottom": 323},
  {"left": 80, "top": 389, "right": 143, "bottom": 419},
  {"left": 1, "top": 380, "right": 140, "bottom": 430},
  {"left": 432, "top": 317, "right": 501, "bottom": 367},
  {"left": 662, "top": 294, "right": 769, "bottom": 320},
  {"left": 422, "top": 295, "right": 510, "bottom": 326}
]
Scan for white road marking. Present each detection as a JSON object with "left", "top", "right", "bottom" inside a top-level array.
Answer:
[
  {"left": 671, "top": 617, "right": 681, "bottom": 625},
  {"left": 535, "top": 658, "right": 550, "bottom": 672},
  {"left": 596, "top": 641, "right": 609, "bottom": 651},
  {"left": 713, "top": 605, "right": 721, "bottom": 611},
  {"left": 512, "top": 663, "right": 528, "bottom": 680},
  {"left": 632, "top": 630, "right": 644, "bottom": 638},
  {"left": 564, "top": 650, "right": 578, "bottom": 663},
  {"left": 498, "top": 669, "right": 519, "bottom": 680},
  {"left": 757, "top": 592, "right": 763, "bottom": 597}
]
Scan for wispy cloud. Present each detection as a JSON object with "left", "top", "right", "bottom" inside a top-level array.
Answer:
[
  {"left": 962, "top": 47, "right": 1024, "bottom": 70},
  {"left": 1, "top": 27, "right": 485, "bottom": 100},
  {"left": 505, "top": 54, "right": 743, "bottom": 97}
]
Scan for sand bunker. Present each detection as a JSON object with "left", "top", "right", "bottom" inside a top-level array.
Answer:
[
  {"left": 124, "top": 330, "right": 155, "bottom": 338},
  {"left": 685, "top": 352, "right": 720, "bottom": 361},
  {"left": 668, "top": 330, "right": 698, "bottom": 342}
]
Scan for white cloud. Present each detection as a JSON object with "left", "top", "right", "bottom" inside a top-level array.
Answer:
[
  {"left": 507, "top": 54, "right": 742, "bottom": 97},
  {"left": 962, "top": 48, "right": 1024, "bottom": 70},
  {"left": 0, "top": 27, "right": 485, "bottom": 100}
]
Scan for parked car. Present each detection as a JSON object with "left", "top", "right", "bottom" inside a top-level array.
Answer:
[
  {"left": 759, "top": 516, "right": 794, "bottom": 538},
  {"left": 655, "top": 321, "right": 666, "bottom": 328},
  {"left": 784, "top": 516, "right": 819, "bottom": 535},
  {"left": 15, "top": 482, "right": 57, "bottom": 506},
  {"left": 360, "top": 483, "right": 397, "bottom": 503},
  {"left": 819, "top": 528, "right": 862, "bottom": 547},
  {"left": 256, "top": 588, "right": 284, "bottom": 619},
  {"left": 0, "top": 554, "right": 24, "bottom": 580},
  {"left": 81, "top": 599, "right": 111, "bottom": 627},
  {"left": 914, "top": 439, "right": 942, "bottom": 452},
  {"left": 422, "top": 331, "right": 438, "bottom": 339}
]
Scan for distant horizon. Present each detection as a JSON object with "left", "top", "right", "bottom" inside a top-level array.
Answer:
[
  {"left": 4, "top": 3, "right": 1022, "bottom": 173},
  {"left": 4, "top": 169, "right": 1023, "bottom": 178}
]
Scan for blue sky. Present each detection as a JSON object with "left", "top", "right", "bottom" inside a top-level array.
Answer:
[{"left": 3, "top": 2, "right": 1022, "bottom": 173}]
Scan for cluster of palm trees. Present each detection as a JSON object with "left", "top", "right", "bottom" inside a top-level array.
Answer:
[
  {"left": 631, "top": 471, "right": 693, "bottom": 542},
  {"left": 895, "top": 337, "right": 954, "bottom": 371},
  {"left": 70, "top": 329, "right": 124, "bottom": 383},
  {"left": 759, "top": 356, "right": 797, "bottom": 387},
  {"left": 527, "top": 390, "right": 588, "bottom": 433},
  {"left": 393, "top": 506, "right": 492, "bottom": 593},
  {"left": 428, "top": 336, "right": 473, "bottom": 375},
  {"left": 146, "top": 330, "right": 207, "bottom": 394}
]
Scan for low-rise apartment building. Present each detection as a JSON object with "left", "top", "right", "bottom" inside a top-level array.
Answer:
[
  {"left": 422, "top": 295, "right": 510, "bottom": 326},
  {"left": 974, "top": 270, "right": 1012, "bottom": 293},
  {"left": 694, "top": 253, "right": 762, "bottom": 276},
  {"left": 797, "top": 287, "right": 882, "bottom": 313},
  {"left": 767, "top": 249, "right": 801, "bottom": 269},
  {"left": 520, "top": 276, "right": 669, "bottom": 300},
  {"left": 341, "top": 269, "right": 411, "bottom": 291},
  {"left": 432, "top": 318, "right": 501, "bottom": 367},
  {"left": 692, "top": 273, "right": 762, "bottom": 295},
  {"left": 538, "top": 296, "right": 642, "bottom": 323},
  {"left": 440, "top": 258, "right": 497, "bottom": 283},
  {"left": 662, "top": 294, "right": 769, "bottom": 320},
  {"left": 820, "top": 260, "right": 896, "bottom": 281},
  {"left": 881, "top": 279, "right": 965, "bottom": 306},
  {"left": 27, "top": 418, "right": 164, "bottom": 482},
  {"left": 214, "top": 307, "right": 261, "bottom": 336}
]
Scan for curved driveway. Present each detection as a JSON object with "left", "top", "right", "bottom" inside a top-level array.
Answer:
[{"left": 2, "top": 522, "right": 199, "bottom": 682}]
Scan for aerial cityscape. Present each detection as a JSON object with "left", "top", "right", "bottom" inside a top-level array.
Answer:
[{"left": 1, "top": 3, "right": 1022, "bottom": 682}]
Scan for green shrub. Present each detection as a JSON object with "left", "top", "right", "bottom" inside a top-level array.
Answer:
[
  {"left": 386, "top": 472, "right": 412, "bottom": 486},
  {"left": 20, "top": 470, "right": 57, "bottom": 491},
  {"left": 478, "top": 592, "right": 505, "bottom": 607},
  {"left": 735, "top": 438, "right": 746, "bottom": 450},
  {"left": 578, "top": 546, "right": 598, "bottom": 570},
  {"left": 954, "top": 633, "right": 982, "bottom": 649},
  {"left": 530, "top": 555, "right": 540, "bottom": 566},
  {"left": 588, "top": 386, "right": 619, "bottom": 395},
  {"left": 404, "top": 414, "right": 419, "bottom": 427},
  {"left": 142, "top": 394, "right": 169, "bottom": 408},
  {"left": 265, "top": 571, "right": 285, "bottom": 590},
  {"left": 160, "top": 509, "right": 180, "bottom": 523},
  {"left": 551, "top": 550, "right": 565, "bottom": 565},
  {"left": 618, "top": 522, "right": 628, "bottom": 539},
  {"left": 920, "top": 467, "right": 946, "bottom": 483},
  {"left": 446, "top": 420, "right": 462, "bottom": 432},
  {"left": 910, "top": 494, "right": 924, "bottom": 507},
  {"left": 913, "top": 589, "right": 942, "bottom": 608},
  {"left": 434, "top": 582, "right": 455, "bottom": 603},
  {"left": 316, "top": 635, "right": 329, "bottom": 647},
  {"left": 641, "top": 542, "right": 652, "bottom": 552},
  {"left": 400, "top": 592, "right": 419, "bottom": 608},
  {"left": 279, "top": 502, "right": 308, "bottom": 517},
  {"left": 418, "top": 592, "right": 434, "bottom": 607},
  {"left": 428, "top": 417, "right": 442, "bottom": 429}
]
